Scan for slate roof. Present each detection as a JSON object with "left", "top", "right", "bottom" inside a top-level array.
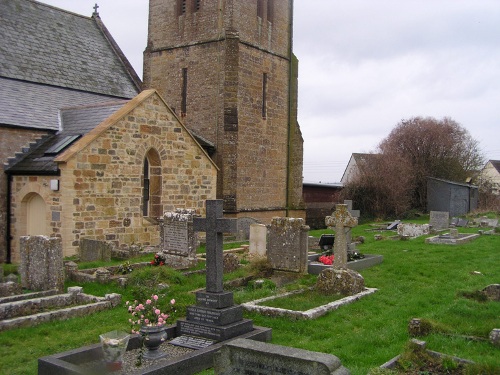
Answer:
[
  {"left": 490, "top": 160, "right": 500, "bottom": 174},
  {"left": 0, "top": 0, "right": 140, "bottom": 98},
  {"left": 5, "top": 101, "right": 128, "bottom": 174}
]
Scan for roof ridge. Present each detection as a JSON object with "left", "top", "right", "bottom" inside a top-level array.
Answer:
[{"left": 31, "top": 0, "right": 92, "bottom": 19}]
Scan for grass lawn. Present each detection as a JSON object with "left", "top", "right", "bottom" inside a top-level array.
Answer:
[{"left": 1, "top": 218, "right": 499, "bottom": 374}]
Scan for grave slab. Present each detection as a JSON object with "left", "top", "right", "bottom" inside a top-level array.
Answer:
[{"left": 214, "top": 338, "right": 350, "bottom": 374}]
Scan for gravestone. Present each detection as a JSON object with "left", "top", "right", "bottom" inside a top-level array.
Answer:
[
  {"left": 387, "top": 220, "right": 401, "bottom": 230},
  {"left": 429, "top": 211, "right": 449, "bottom": 231},
  {"left": 214, "top": 338, "right": 350, "bottom": 375},
  {"left": 457, "top": 218, "right": 469, "bottom": 227},
  {"left": 397, "top": 223, "right": 430, "bottom": 238},
  {"left": 344, "top": 200, "right": 360, "bottom": 250},
  {"left": 318, "top": 234, "right": 335, "bottom": 250},
  {"left": 249, "top": 223, "right": 267, "bottom": 257},
  {"left": 450, "top": 217, "right": 459, "bottom": 227},
  {"left": 19, "top": 236, "right": 64, "bottom": 292},
  {"left": 236, "top": 217, "right": 260, "bottom": 240},
  {"left": 159, "top": 208, "right": 198, "bottom": 268},
  {"left": 267, "top": 217, "right": 309, "bottom": 274},
  {"left": 325, "top": 204, "right": 358, "bottom": 269},
  {"left": 173, "top": 200, "right": 254, "bottom": 348},
  {"left": 79, "top": 238, "right": 111, "bottom": 262}
]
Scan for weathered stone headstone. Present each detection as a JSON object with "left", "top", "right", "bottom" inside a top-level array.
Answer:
[
  {"left": 316, "top": 267, "right": 365, "bottom": 296},
  {"left": 397, "top": 223, "right": 430, "bottom": 238},
  {"left": 457, "top": 218, "right": 469, "bottom": 227},
  {"left": 249, "top": 223, "right": 267, "bottom": 257},
  {"left": 344, "top": 200, "right": 360, "bottom": 250},
  {"left": 267, "top": 217, "right": 309, "bottom": 274},
  {"left": 173, "top": 200, "right": 254, "bottom": 348},
  {"left": 214, "top": 338, "right": 350, "bottom": 375},
  {"left": 79, "top": 238, "right": 111, "bottom": 262},
  {"left": 482, "top": 284, "right": 500, "bottom": 301},
  {"left": 429, "top": 211, "right": 449, "bottom": 231},
  {"left": 325, "top": 204, "right": 358, "bottom": 269},
  {"left": 223, "top": 253, "right": 240, "bottom": 273},
  {"left": 19, "top": 236, "right": 64, "bottom": 292},
  {"left": 159, "top": 208, "right": 198, "bottom": 268}
]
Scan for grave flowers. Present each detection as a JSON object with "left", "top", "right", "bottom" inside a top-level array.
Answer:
[
  {"left": 319, "top": 254, "right": 334, "bottom": 265},
  {"left": 127, "top": 294, "right": 176, "bottom": 363},
  {"left": 150, "top": 252, "right": 166, "bottom": 266}
]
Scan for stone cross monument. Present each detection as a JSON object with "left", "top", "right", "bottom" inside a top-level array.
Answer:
[
  {"left": 325, "top": 204, "right": 358, "bottom": 269},
  {"left": 193, "top": 200, "right": 237, "bottom": 293}
]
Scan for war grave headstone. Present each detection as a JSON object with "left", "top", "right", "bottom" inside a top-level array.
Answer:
[
  {"left": 236, "top": 217, "right": 260, "bottom": 240},
  {"left": 172, "top": 200, "right": 259, "bottom": 349},
  {"left": 214, "top": 338, "right": 350, "bottom": 375},
  {"left": 79, "top": 238, "right": 111, "bottom": 262},
  {"left": 429, "top": 211, "right": 449, "bottom": 231},
  {"left": 267, "top": 217, "right": 309, "bottom": 274},
  {"left": 159, "top": 209, "right": 198, "bottom": 269},
  {"left": 249, "top": 223, "right": 267, "bottom": 257},
  {"left": 20, "top": 236, "right": 64, "bottom": 292}
]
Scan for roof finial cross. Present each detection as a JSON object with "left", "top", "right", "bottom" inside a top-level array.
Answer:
[{"left": 93, "top": 3, "right": 99, "bottom": 16}]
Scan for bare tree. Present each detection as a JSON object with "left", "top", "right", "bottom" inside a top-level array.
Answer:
[{"left": 378, "top": 116, "right": 484, "bottom": 210}]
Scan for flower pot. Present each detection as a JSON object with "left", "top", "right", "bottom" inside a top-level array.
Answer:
[
  {"left": 140, "top": 325, "right": 168, "bottom": 360},
  {"left": 99, "top": 330, "right": 130, "bottom": 372}
]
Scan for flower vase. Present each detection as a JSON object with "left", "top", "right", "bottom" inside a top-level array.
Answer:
[
  {"left": 99, "top": 330, "right": 130, "bottom": 372},
  {"left": 140, "top": 325, "right": 167, "bottom": 360}
]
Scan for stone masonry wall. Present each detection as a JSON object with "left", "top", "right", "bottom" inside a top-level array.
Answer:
[
  {"left": 0, "top": 127, "right": 47, "bottom": 262},
  {"left": 10, "top": 92, "right": 217, "bottom": 259},
  {"left": 144, "top": 0, "right": 302, "bottom": 217}
]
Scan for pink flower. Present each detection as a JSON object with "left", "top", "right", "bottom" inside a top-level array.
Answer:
[
  {"left": 146, "top": 299, "right": 152, "bottom": 304},
  {"left": 144, "top": 319, "right": 149, "bottom": 324},
  {"left": 138, "top": 304, "right": 144, "bottom": 310},
  {"left": 155, "top": 309, "right": 161, "bottom": 315},
  {"left": 170, "top": 299, "right": 176, "bottom": 305},
  {"left": 153, "top": 295, "right": 159, "bottom": 301}
]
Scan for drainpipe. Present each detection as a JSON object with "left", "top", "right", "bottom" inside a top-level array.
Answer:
[{"left": 6, "top": 173, "right": 12, "bottom": 263}]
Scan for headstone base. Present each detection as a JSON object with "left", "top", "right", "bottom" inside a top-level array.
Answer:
[{"left": 177, "top": 318, "right": 254, "bottom": 342}]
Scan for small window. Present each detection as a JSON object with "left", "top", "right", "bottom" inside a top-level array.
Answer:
[
  {"left": 257, "top": 0, "right": 264, "bottom": 18},
  {"left": 45, "top": 135, "right": 80, "bottom": 155},
  {"left": 262, "top": 73, "right": 267, "bottom": 119},
  {"left": 181, "top": 68, "right": 188, "bottom": 116},
  {"left": 267, "top": 0, "right": 274, "bottom": 22},
  {"left": 194, "top": 0, "right": 201, "bottom": 12},
  {"left": 178, "top": 0, "right": 187, "bottom": 16}
]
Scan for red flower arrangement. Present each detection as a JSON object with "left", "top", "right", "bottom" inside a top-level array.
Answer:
[
  {"left": 318, "top": 254, "right": 334, "bottom": 265},
  {"left": 150, "top": 253, "right": 166, "bottom": 266}
]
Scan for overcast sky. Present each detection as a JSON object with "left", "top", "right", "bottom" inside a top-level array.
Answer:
[{"left": 39, "top": 0, "right": 500, "bottom": 183}]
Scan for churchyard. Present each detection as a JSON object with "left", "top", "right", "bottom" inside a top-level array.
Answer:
[{"left": 0, "top": 210, "right": 499, "bottom": 374}]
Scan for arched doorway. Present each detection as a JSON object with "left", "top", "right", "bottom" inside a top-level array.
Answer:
[{"left": 26, "top": 193, "right": 47, "bottom": 235}]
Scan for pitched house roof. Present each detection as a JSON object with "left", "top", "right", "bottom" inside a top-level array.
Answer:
[
  {"left": 5, "top": 100, "right": 128, "bottom": 174},
  {"left": 0, "top": 0, "right": 141, "bottom": 131},
  {"left": 489, "top": 160, "right": 500, "bottom": 174},
  {"left": 5, "top": 90, "right": 219, "bottom": 175}
]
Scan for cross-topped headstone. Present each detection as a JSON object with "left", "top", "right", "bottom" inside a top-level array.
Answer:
[
  {"left": 325, "top": 204, "right": 358, "bottom": 269},
  {"left": 194, "top": 200, "right": 237, "bottom": 293}
]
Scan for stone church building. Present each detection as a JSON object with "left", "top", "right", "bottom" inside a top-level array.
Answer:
[{"left": 1, "top": 0, "right": 304, "bottom": 263}]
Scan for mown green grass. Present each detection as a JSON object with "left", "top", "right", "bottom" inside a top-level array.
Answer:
[{"left": 1, "top": 220, "right": 499, "bottom": 374}]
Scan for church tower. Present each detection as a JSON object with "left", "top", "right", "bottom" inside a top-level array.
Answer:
[{"left": 143, "top": 0, "right": 304, "bottom": 221}]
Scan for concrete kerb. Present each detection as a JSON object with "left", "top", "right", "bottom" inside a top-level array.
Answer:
[{"left": 241, "top": 287, "right": 378, "bottom": 320}]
